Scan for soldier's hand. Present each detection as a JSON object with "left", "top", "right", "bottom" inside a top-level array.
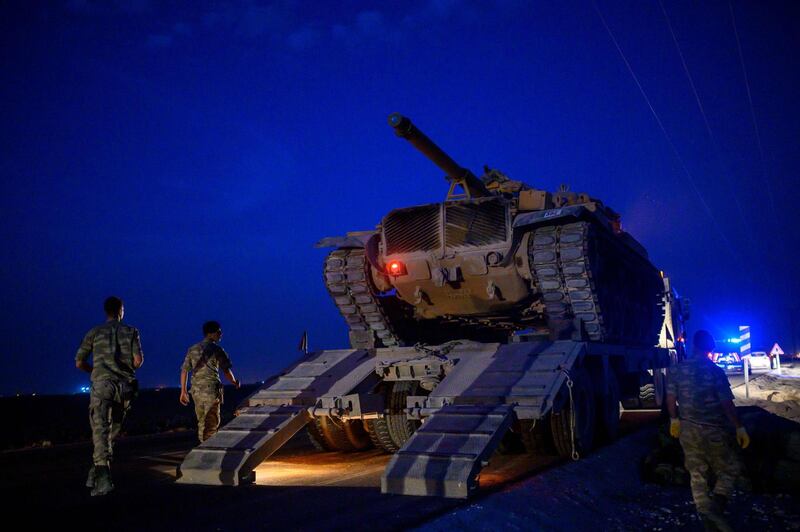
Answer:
[
  {"left": 669, "top": 418, "right": 680, "bottom": 438},
  {"left": 736, "top": 426, "right": 750, "bottom": 449},
  {"left": 179, "top": 391, "right": 190, "bottom": 406}
]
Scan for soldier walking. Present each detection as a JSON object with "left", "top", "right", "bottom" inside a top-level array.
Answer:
[
  {"left": 179, "top": 321, "right": 240, "bottom": 443},
  {"left": 75, "top": 296, "right": 143, "bottom": 496},
  {"left": 666, "top": 330, "right": 750, "bottom": 531}
]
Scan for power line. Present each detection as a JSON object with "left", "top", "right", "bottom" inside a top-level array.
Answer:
[
  {"left": 658, "top": 0, "right": 756, "bottom": 251},
  {"left": 592, "top": 1, "right": 737, "bottom": 257},
  {"left": 728, "top": 1, "right": 780, "bottom": 226}
]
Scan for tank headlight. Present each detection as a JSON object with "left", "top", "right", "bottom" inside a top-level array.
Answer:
[{"left": 387, "top": 260, "right": 408, "bottom": 276}]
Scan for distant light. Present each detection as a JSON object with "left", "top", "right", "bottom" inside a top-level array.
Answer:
[
  {"left": 79, "top": 386, "right": 90, "bottom": 394},
  {"left": 726, "top": 338, "right": 741, "bottom": 344}
]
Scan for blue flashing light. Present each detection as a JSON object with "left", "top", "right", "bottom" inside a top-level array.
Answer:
[
  {"left": 725, "top": 338, "right": 741, "bottom": 344},
  {"left": 79, "top": 386, "right": 90, "bottom": 393}
]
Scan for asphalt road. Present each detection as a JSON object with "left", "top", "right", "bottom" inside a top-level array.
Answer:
[{"left": 3, "top": 412, "right": 658, "bottom": 531}]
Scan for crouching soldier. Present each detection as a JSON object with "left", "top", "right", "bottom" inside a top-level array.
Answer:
[
  {"left": 667, "top": 329, "right": 750, "bottom": 531},
  {"left": 179, "top": 321, "right": 240, "bottom": 443},
  {"left": 75, "top": 296, "right": 143, "bottom": 496}
]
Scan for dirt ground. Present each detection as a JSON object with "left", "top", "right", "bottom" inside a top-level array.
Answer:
[
  {"left": 731, "top": 366, "right": 800, "bottom": 423},
  {"left": 420, "top": 423, "right": 799, "bottom": 532}
]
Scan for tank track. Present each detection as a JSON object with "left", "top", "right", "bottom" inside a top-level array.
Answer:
[
  {"left": 324, "top": 248, "right": 400, "bottom": 349},
  {"left": 529, "top": 221, "right": 662, "bottom": 345}
]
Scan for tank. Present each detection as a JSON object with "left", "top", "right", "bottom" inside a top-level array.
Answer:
[
  {"left": 177, "top": 116, "right": 685, "bottom": 492},
  {"left": 319, "top": 113, "right": 665, "bottom": 350}
]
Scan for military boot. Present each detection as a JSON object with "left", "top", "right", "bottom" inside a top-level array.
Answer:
[
  {"left": 708, "top": 494, "right": 732, "bottom": 532},
  {"left": 90, "top": 465, "right": 114, "bottom": 497},
  {"left": 704, "top": 496, "right": 733, "bottom": 532},
  {"left": 711, "top": 494, "right": 729, "bottom": 513},
  {"left": 700, "top": 515, "right": 719, "bottom": 532},
  {"left": 85, "top": 465, "right": 96, "bottom": 488}
]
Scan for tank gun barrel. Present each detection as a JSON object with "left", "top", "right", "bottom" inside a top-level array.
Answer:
[{"left": 388, "top": 113, "right": 490, "bottom": 198}]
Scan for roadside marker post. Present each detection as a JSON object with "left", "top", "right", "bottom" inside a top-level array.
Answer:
[
  {"left": 743, "top": 357, "right": 750, "bottom": 399},
  {"left": 770, "top": 343, "right": 784, "bottom": 375}
]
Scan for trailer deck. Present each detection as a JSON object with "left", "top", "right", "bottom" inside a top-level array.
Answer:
[{"left": 177, "top": 339, "right": 670, "bottom": 497}]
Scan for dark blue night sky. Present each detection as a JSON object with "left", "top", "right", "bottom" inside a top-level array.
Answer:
[{"left": 2, "top": 1, "right": 798, "bottom": 395}]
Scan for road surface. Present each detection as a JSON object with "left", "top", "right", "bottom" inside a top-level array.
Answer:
[{"left": 2, "top": 412, "right": 658, "bottom": 531}]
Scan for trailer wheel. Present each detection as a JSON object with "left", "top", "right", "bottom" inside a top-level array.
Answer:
[
  {"left": 366, "top": 418, "right": 398, "bottom": 453},
  {"left": 314, "top": 416, "right": 372, "bottom": 452},
  {"left": 622, "top": 370, "right": 666, "bottom": 410},
  {"left": 519, "top": 417, "right": 555, "bottom": 454},
  {"left": 306, "top": 420, "right": 332, "bottom": 451},
  {"left": 640, "top": 369, "right": 666, "bottom": 409},
  {"left": 596, "top": 370, "right": 621, "bottom": 443},
  {"left": 344, "top": 419, "right": 373, "bottom": 450},
  {"left": 550, "top": 367, "right": 596, "bottom": 458},
  {"left": 386, "top": 381, "right": 421, "bottom": 449}
]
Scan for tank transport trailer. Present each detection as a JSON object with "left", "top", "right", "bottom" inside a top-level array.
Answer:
[{"left": 177, "top": 115, "right": 689, "bottom": 498}]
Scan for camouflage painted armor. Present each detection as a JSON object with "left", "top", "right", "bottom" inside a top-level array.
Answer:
[
  {"left": 182, "top": 340, "right": 232, "bottom": 442},
  {"left": 75, "top": 319, "right": 142, "bottom": 466},
  {"left": 667, "top": 357, "right": 743, "bottom": 515}
]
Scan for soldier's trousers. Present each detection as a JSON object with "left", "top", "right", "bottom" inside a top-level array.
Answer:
[
  {"left": 191, "top": 388, "right": 221, "bottom": 443},
  {"left": 679, "top": 421, "right": 743, "bottom": 514},
  {"left": 89, "top": 380, "right": 133, "bottom": 466}
]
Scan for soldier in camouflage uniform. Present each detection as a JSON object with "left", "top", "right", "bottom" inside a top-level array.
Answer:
[
  {"left": 75, "top": 296, "right": 143, "bottom": 496},
  {"left": 666, "top": 330, "right": 750, "bottom": 532},
  {"left": 179, "top": 321, "right": 240, "bottom": 443}
]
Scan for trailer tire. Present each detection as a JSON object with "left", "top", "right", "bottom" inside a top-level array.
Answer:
[
  {"left": 596, "top": 370, "right": 621, "bottom": 443},
  {"left": 315, "top": 416, "right": 372, "bottom": 452},
  {"left": 621, "top": 370, "right": 666, "bottom": 410},
  {"left": 519, "top": 417, "right": 555, "bottom": 455},
  {"left": 344, "top": 419, "right": 373, "bottom": 450},
  {"left": 366, "top": 418, "right": 398, "bottom": 453},
  {"left": 307, "top": 420, "right": 332, "bottom": 451},
  {"left": 386, "top": 381, "right": 421, "bottom": 449},
  {"left": 550, "top": 367, "right": 596, "bottom": 459}
]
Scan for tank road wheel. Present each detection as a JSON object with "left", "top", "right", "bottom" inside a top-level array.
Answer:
[
  {"left": 386, "top": 381, "right": 422, "bottom": 449},
  {"left": 550, "top": 367, "right": 596, "bottom": 459},
  {"left": 596, "top": 370, "right": 621, "bottom": 444},
  {"left": 314, "top": 416, "right": 373, "bottom": 452}
]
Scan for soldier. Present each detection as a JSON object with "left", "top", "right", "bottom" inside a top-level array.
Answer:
[
  {"left": 75, "top": 296, "right": 143, "bottom": 496},
  {"left": 179, "top": 321, "right": 240, "bottom": 443},
  {"left": 666, "top": 329, "right": 750, "bottom": 531}
]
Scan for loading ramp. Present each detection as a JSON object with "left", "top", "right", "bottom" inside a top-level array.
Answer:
[{"left": 177, "top": 348, "right": 376, "bottom": 485}]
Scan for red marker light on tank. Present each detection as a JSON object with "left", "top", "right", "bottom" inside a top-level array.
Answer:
[{"left": 387, "top": 260, "right": 407, "bottom": 276}]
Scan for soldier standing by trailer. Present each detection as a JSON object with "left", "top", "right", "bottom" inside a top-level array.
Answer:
[
  {"left": 180, "top": 321, "right": 240, "bottom": 443},
  {"left": 666, "top": 329, "right": 751, "bottom": 531},
  {"left": 75, "top": 296, "right": 143, "bottom": 496}
]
